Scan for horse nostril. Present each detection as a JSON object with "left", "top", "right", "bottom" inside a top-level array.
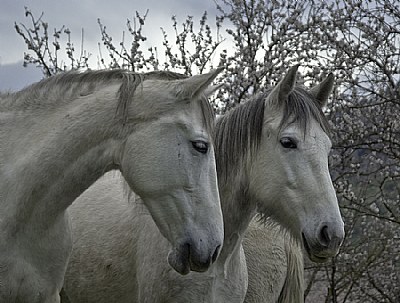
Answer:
[
  {"left": 211, "top": 245, "right": 221, "bottom": 263},
  {"left": 319, "top": 225, "right": 330, "bottom": 247}
]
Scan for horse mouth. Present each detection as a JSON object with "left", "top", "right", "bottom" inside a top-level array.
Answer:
[
  {"left": 167, "top": 243, "right": 216, "bottom": 275},
  {"left": 302, "top": 233, "right": 330, "bottom": 263},
  {"left": 167, "top": 245, "right": 191, "bottom": 275}
]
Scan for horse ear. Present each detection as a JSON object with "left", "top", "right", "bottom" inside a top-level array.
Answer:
[
  {"left": 309, "top": 73, "right": 334, "bottom": 108},
  {"left": 203, "top": 83, "right": 225, "bottom": 97},
  {"left": 269, "top": 65, "right": 299, "bottom": 103},
  {"left": 177, "top": 67, "right": 224, "bottom": 99}
]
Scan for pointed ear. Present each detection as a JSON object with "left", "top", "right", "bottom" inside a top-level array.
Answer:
[
  {"left": 176, "top": 67, "right": 224, "bottom": 99},
  {"left": 269, "top": 65, "right": 299, "bottom": 103},
  {"left": 203, "top": 83, "right": 225, "bottom": 97},
  {"left": 310, "top": 73, "right": 334, "bottom": 108}
]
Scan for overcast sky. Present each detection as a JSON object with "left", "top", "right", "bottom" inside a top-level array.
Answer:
[{"left": 0, "top": 0, "right": 218, "bottom": 91}]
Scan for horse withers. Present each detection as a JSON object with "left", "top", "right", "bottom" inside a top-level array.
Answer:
[{"left": 0, "top": 69, "right": 224, "bottom": 303}]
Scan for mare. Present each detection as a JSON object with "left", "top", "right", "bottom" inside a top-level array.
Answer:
[
  {"left": 0, "top": 69, "right": 225, "bottom": 303},
  {"left": 62, "top": 66, "right": 345, "bottom": 302}
]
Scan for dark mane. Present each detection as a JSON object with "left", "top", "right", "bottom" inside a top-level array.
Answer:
[{"left": 214, "top": 86, "right": 330, "bottom": 183}]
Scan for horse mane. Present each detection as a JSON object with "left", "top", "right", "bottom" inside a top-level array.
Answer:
[
  {"left": 0, "top": 69, "right": 216, "bottom": 128},
  {"left": 1, "top": 67, "right": 215, "bottom": 144},
  {"left": 214, "top": 86, "right": 330, "bottom": 184},
  {"left": 1, "top": 69, "right": 184, "bottom": 110}
]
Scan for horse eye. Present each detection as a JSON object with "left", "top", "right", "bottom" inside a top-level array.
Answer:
[
  {"left": 192, "top": 141, "right": 209, "bottom": 154},
  {"left": 280, "top": 137, "right": 297, "bottom": 149}
]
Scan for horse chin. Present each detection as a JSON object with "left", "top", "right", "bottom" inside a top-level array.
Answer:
[
  {"left": 308, "top": 252, "right": 330, "bottom": 263},
  {"left": 167, "top": 247, "right": 190, "bottom": 275},
  {"left": 302, "top": 233, "right": 330, "bottom": 264}
]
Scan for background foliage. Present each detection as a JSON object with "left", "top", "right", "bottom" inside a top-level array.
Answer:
[{"left": 15, "top": 0, "right": 400, "bottom": 301}]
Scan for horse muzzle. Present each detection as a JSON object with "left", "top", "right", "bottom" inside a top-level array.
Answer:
[
  {"left": 167, "top": 240, "right": 222, "bottom": 275},
  {"left": 302, "top": 221, "right": 345, "bottom": 263}
]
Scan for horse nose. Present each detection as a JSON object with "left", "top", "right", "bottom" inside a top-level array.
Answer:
[
  {"left": 317, "top": 223, "right": 344, "bottom": 252},
  {"left": 211, "top": 244, "right": 221, "bottom": 263},
  {"left": 318, "top": 225, "right": 330, "bottom": 247},
  {"left": 187, "top": 242, "right": 221, "bottom": 272}
]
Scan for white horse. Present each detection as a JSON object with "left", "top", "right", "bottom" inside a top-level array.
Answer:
[
  {"left": 0, "top": 69, "right": 225, "bottom": 303},
  {"left": 62, "top": 66, "right": 345, "bottom": 303},
  {"left": 243, "top": 219, "right": 304, "bottom": 303}
]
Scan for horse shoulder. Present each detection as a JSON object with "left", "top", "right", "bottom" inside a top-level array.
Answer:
[
  {"left": 243, "top": 221, "right": 287, "bottom": 303},
  {"left": 134, "top": 205, "right": 188, "bottom": 302},
  {"left": 277, "top": 237, "right": 304, "bottom": 303},
  {"left": 217, "top": 244, "right": 248, "bottom": 302},
  {"left": 64, "top": 172, "right": 140, "bottom": 303}
]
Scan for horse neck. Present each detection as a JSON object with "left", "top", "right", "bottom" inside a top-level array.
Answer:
[
  {"left": 217, "top": 176, "right": 257, "bottom": 263},
  {"left": 213, "top": 111, "right": 260, "bottom": 264},
  {"left": 1, "top": 85, "right": 127, "bottom": 234}
]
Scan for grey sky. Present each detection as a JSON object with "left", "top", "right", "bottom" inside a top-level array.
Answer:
[{"left": 0, "top": 0, "right": 218, "bottom": 91}]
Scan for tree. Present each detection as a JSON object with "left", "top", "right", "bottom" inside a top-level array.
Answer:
[
  {"left": 14, "top": 7, "right": 90, "bottom": 77},
  {"left": 15, "top": 1, "right": 399, "bottom": 301},
  {"left": 300, "top": 1, "right": 400, "bottom": 302}
]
